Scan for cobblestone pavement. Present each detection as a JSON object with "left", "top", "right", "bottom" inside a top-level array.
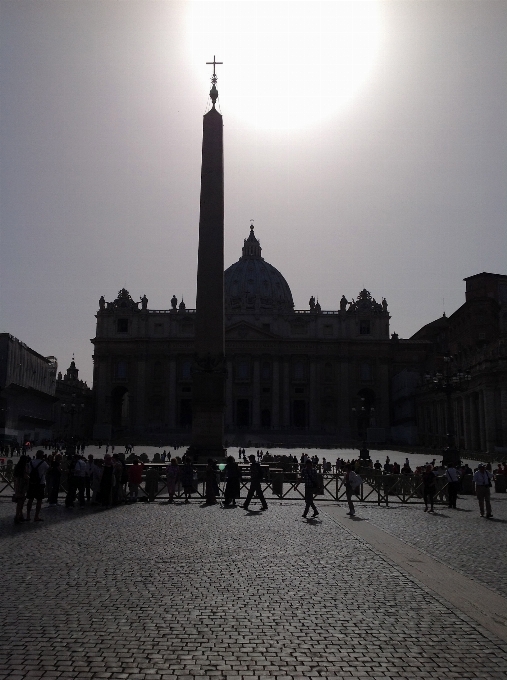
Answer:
[
  {"left": 350, "top": 492, "right": 507, "bottom": 598},
  {"left": 1, "top": 499, "right": 507, "bottom": 679}
]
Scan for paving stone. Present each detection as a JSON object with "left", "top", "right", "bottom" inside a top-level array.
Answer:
[
  {"left": 351, "top": 492, "right": 507, "bottom": 596},
  {"left": 1, "top": 499, "right": 507, "bottom": 679}
]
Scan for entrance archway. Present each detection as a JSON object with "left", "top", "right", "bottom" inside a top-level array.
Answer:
[
  {"left": 354, "top": 388, "right": 376, "bottom": 438},
  {"left": 111, "top": 386, "right": 129, "bottom": 430}
]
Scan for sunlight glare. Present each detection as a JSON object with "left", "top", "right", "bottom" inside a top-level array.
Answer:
[{"left": 185, "top": 1, "right": 383, "bottom": 130}]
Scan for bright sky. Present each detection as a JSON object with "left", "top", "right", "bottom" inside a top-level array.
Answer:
[{"left": 1, "top": 1, "right": 506, "bottom": 384}]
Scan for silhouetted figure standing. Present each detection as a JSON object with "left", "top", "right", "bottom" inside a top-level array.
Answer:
[{"left": 223, "top": 456, "right": 241, "bottom": 507}]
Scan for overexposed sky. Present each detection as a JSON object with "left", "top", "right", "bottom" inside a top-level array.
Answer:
[{"left": 1, "top": 1, "right": 506, "bottom": 384}]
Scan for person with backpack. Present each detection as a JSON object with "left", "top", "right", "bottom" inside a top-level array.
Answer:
[
  {"left": 180, "top": 456, "right": 195, "bottom": 504},
  {"left": 422, "top": 464, "right": 437, "bottom": 513},
  {"left": 26, "top": 450, "right": 49, "bottom": 522},
  {"left": 13, "top": 455, "right": 30, "bottom": 524},
  {"left": 65, "top": 454, "right": 87, "bottom": 508},
  {"left": 300, "top": 459, "right": 319, "bottom": 519},
  {"left": 344, "top": 464, "right": 361, "bottom": 517},
  {"left": 241, "top": 454, "right": 268, "bottom": 511},
  {"left": 128, "top": 459, "right": 144, "bottom": 502},
  {"left": 473, "top": 463, "right": 493, "bottom": 518}
]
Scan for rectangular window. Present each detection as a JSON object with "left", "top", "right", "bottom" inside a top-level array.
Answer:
[
  {"left": 293, "top": 361, "right": 306, "bottom": 382},
  {"left": 360, "top": 320, "right": 371, "bottom": 335},
  {"left": 236, "top": 399, "right": 250, "bottom": 427},
  {"left": 293, "top": 400, "right": 306, "bottom": 427},
  {"left": 181, "top": 360, "right": 192, "bottom": 381},
  {"left": 115, "top": 360, "right": 128, "bottom": 380},
  {"left": 261, "top": 362, "right": 271, "bottom": 381},
  {"left": 360, "top": 363, "right": 372, "bottom": 382},
  {"left": 117, "top": 318, "right": 128, "bottom": 333},
  {"left": 236, "top": 361, "right": 250, "bottom": 381}
]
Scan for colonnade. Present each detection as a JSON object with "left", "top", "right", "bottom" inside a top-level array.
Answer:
[{"left": 418, "top": 387, "right": 507, "bottom": 453}]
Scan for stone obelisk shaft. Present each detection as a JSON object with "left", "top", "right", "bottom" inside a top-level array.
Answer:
[{"left": 190, "top": 105, "right": 226, "bottom": 457}]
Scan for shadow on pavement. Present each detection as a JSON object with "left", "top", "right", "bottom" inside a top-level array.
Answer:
[{"left": 0, "top": 502, "right": 129, "bottom": 539}]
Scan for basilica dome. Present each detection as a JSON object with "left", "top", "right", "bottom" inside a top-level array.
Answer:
[{"left": 225, "top": 226, "right": 294, "bottom": 313}]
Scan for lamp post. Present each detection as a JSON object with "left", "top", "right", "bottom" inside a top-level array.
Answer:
[
  {"left": 60, "top": 397, "right": 84, "bottom": 454},
  {"left": 352, "top": 397, "right": 375, "bottom": 458},
  {"left": 424, "top": 354, "right": 471, "bottom": 467}
]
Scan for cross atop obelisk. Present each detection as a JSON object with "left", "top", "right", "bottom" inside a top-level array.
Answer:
[{"left": 206, "top": 55, "right": 223, "bottom": 106}]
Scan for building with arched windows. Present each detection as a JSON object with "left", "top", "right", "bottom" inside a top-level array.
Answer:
[{"left": 91, "top": 226, "right": 426, "bottom": 445}]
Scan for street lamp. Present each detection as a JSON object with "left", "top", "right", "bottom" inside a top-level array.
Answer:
[
  {"left": 60, "top": 398, "right": 84, "bottom": 437},
  {"left": 424, "top": 354, "right": 471, "bottom": 466},
  {"left": 352, "top": 397, "right": 375, "bottom": 455}
]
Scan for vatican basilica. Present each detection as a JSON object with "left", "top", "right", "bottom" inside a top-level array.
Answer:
[{"left": 91, "top": 225, "right": 425, "bottom": 445}]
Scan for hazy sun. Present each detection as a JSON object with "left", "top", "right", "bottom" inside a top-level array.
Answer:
[{"left": 185, "top": 0, "right": 383, "bottom": 130}]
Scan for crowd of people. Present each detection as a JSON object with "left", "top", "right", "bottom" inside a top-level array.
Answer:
[{"left": 8, "top": 445, "right": 505, "bottom": 524}]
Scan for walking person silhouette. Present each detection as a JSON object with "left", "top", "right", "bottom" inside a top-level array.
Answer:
[{"left": 241, "top": 455, "right": 268, "bottom": 511}]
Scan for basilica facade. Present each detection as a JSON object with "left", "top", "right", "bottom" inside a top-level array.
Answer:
[{"left": 92, "top": 226, "right": 423, "bottom": 445}]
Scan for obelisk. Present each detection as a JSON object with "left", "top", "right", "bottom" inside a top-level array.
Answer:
[{"left": 189, "top": 57, "right": 226, "bottom": 460}]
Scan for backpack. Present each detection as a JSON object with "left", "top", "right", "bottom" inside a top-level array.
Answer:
[{"left": 29, "top": 460, "right": 42, "bottom": 485}]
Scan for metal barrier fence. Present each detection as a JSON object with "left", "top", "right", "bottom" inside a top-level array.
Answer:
[{"left": 0, "top": 463, "right": 462, "bottom": 506}]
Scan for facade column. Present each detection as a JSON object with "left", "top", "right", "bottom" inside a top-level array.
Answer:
[
  {"left": 309, "top": 360, "right": 318, "bottom": 430},
  {"left": 92, "top": 357, "right": 112, "bottom": 439},
  {"left": 378, "top": 361, "right": 390, "bottom": 432},
  {"left": 168, "top": 359, "right": 176, "bottom": 428},
  {"left": 271, "top": 359, "right": 280, "bottom": 428},
  {"left": 252, "top": 358, "right": 260, "bottom": 429},
  {"left": 282, "top": 358, "right": 291, "bottom": 428},
  {"left": 469, "top": 393, "right": 479, "bottom": 451},
  {"left": 339, "top": 358, "right": 349, "bottom": 434},
  {"left": 463, "top": 394, "right": 471, "bottom": 450},
  {"left": 135, "top": 356, "right": 146, "bottom": 435},
  {"left": 483, "top": 389, "right": 496, "bottom": 452},
  {"left": 478, "top": 391, "right": 486, "bottom": 452},
  {"left": 225, "top": 359, "right": 233, "bottom": 428},
  {"left": 439, "top": 399, "right": 446, "bottom": 446},
  {"left": 501, "top": 388, "right": 507, "bottom": 448}
]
